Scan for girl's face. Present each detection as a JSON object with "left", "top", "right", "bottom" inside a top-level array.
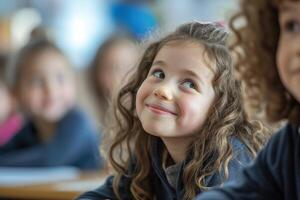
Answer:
[
  {"left": 136, "top": 41, "right": 215, "bottom": 139},
  {"left": 0, "top": 84, "right": 12, "bottom": 123},
  {"left": 16, "top": 50, "right": 76, "bottom": 122},
  {"left": 277, "top": 1, "right": 300, "bottom": 102}
]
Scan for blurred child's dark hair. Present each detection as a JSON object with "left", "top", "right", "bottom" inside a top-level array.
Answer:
[{"left": 229, "top": 0, "right": 300, "bottom": 124}]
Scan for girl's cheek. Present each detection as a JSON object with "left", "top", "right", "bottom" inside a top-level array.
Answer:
[
  {"left": 179, "top": 96, "right": 198, "bottom": 111},
  {"left": 177, "top": 96, "right": 212, "bottom": 126}
]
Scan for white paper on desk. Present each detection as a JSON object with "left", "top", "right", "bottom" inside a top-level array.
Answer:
[
  {"left": 0, "top": 166, "right": 80, "bottom": 186},
  {"left": 54, "top": 177, "right": 106, "bottom": 192}
]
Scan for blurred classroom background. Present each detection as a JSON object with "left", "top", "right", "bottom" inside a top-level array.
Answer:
[
  {"left": 0, "top": 0, "right": 236, "bottom": 68},
  {"left": 0, "top": 1, "right": 237, "bottom": 199},
  {"left": 0, "top": 0, "right": 237, "bottom": 127}
]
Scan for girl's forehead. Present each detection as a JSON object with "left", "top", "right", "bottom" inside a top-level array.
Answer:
[
  {"left": 163, "top": 39, "right": 201, "bottom": 48},
  {"left": 22, "top": 51, "right": 71, "bottom": 74},
  {"left": 28, "top": 49, "right": 69, "bottom": 66},
  {"left": 154, "top": 41, "right": 216, "bottom": 75},
  {"left": 163, "top": 40, "right": 216, "bottom": 71}
]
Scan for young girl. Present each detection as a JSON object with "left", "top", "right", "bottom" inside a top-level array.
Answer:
[
  {"left": 88, "top": 34, "right": 139, "bottom": 125},
  {"left": 0, "top": 38, "right": 103, "bottom": 170},
  {"left": 198, "top": 0, "right": 300, "bottom": 199},
  {"left": 77, "top": 22, "right": 268, "bottom": 200},
  {"left": 0, "top": 56, "right": 23, "bottom": 146}
]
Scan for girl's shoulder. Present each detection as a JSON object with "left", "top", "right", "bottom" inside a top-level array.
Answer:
[
  {"left": 229, "top": 137, "right": 253, "bottom": 169},
  {"left": 260, "top": 123, "right": 299, "bottom": 159},
  {"left": 58, "top": 106, "right": 97, "bottom": 132},
  {"left": 205, "top": 137, "right": 253, "bottom": 187},
  {"left": 55, "top": 106, "right": 100, "bottom": 142},
  {"left": 60, "top": 106, "right": 89, "bottom": 123},
  {"left": 230, "top": 137, "right": 252, "bottom": 161},
  {"left": 230, "top": 137, "right": 249, "bottom": 150}
]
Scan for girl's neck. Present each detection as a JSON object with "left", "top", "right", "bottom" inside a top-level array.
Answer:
[
  {"left": 33, "top": 118, "right": 57, "bottom": 142},
  {"left": 161, "top": 136, "right": 193, "bottom": 164}
]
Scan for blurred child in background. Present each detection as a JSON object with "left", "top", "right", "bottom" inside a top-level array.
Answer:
[
  {"left": 77, "top": 22, "right": 268, "bottom": 200},
  {"left": 197, "top": 0, "right": 300, "bottom": 199},
  {"left": 0, "top": 37, "right": 103, "bottom": 170},
  {"left": 0, "top": 54, "right": 23, "bottom": 146},
  {"left": 88, "top": 34, "right": 139, "bottom": 124}
]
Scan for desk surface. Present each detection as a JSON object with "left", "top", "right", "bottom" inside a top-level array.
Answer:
[{"left": 0, "top": 171, "right": 108, "bottom": 200}]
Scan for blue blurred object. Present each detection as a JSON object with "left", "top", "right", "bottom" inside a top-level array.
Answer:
[{"left": 111, "top": 3, "right": 157, "bottom": 39}]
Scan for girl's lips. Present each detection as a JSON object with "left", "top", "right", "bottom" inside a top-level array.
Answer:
[{"left": 146, "top": 104, "right": 178, "bottom": 116}]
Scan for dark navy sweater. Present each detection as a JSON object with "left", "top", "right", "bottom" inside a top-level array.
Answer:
[
  {"left": 77, "top": 137, "right": 253, "bottom": 199},
  {"left": 0, "top": 108, "right": 103, "bottom": 170},
  {"left": 197, "top": 123, "right": 300, "bottom": 200}
]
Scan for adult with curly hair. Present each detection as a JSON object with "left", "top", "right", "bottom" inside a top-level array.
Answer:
[{"left": 197, "top": 0, "right": 300, "bottom": 199}]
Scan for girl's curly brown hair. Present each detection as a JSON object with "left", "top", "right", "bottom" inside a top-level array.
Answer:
[
  {"left": 229, "top": 0, "right": 300, "bottom": 124},
  {"left": 106, "top": 22, "right": 269, "bottom": 200}
]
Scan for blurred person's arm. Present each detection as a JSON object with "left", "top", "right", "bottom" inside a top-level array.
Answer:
[
  {"left": 0, "top": 108, "right": 104, "bottom": 170},
  {"left": 196, "top": 124, "right": 298, "bottom": 200},
  {"left": 0, "top": 123, "right": 47, "bottom": 166},
  {"left": 76, "top": 155, "right": 138, "bottom": 199},
  {"left": 76, "top": 176, "right": 132, "bottom": 200},
  {"left": 204, "top": 137, "right": 253, "bottom": 187}
]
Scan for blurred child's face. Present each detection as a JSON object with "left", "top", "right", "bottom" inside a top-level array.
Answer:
[
  {"left": 0, "top": 84, "right": 12, "bottom": 123},
  {"left": 277, "top": 1, "right": 300, "bottom": 102},
  {"left": 97, "top": 41, "right": 138, "bottom": 97},
  {"left": 16, "top": 50, "right": 76, "bottom": 122},
  {"left": 136, "top": 41, "right": 215, "bottom": 140}
]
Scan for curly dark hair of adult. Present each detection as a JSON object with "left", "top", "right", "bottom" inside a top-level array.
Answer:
[
  {"left": 229, "top": 0, "right": 300, "bottom": 124},
  {"left": 107, "top": 22, "right": 268, "bottom": 200}
]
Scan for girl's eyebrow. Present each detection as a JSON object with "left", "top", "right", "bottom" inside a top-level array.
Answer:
[
  {"left": 152, "top": 60, "right": 167, "bottom": 67},
  {"left": 279, "top": 3, "right": 297, "bottom": 13},
  {"left": 181, "top": 69, "right": 205, "bottom": 84},
  {"left": 152, "top": 60, "right": 206, "bottom": 84}
]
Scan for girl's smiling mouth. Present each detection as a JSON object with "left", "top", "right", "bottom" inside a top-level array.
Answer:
[{"left": 146, "top": 103, "right": 178, "bottom": 116}]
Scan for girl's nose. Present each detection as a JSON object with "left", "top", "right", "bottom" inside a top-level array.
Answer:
[{"left": 153, "top": 86, "right": 173, "bottom": 101}]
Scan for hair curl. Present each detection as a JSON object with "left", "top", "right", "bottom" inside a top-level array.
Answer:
[
  {"left": 106, "top": 22, "right": 269, "bottom": 200},
  {"left": 229, "top": 0, "right": 300, "bottom": 124}
]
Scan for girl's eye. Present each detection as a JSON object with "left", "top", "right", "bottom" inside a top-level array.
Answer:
[
  {"left": 282, "top": 20, "right": 300, "bottom": 33},
  {"left": 152, "top": 69, "right": 165, "bottom": 79},
  {"left": 182, "top": 79, "right": 197, "bottom": 90}
]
